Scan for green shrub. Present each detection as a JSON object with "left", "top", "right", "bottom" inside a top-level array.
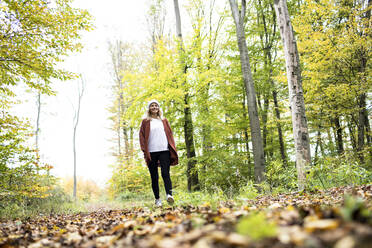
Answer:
[
  {"left": 237, "top": 180, "right": 258, "bottom": 201},
  {"left": 236, "top": 212, "right": 277, "bottom": 240},
  {"left": 307, "top": 156, "right": 372, "bottom": 189},
  {"left": 0, "top": 184, "right": 86, "bottom": 220},
  {"left": 265, "top": 159, "right": 298, "bottom": 192},
  {"left": 174, "top": 189, "right": 227, "bottom": 209},
  {"left": 197, "top": 149, "right": 251, "bottom": 195}
]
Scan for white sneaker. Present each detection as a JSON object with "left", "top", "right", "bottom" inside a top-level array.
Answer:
[
  {"left": 155, "top": 199, "right": 162, "bottom": 207},
  {"left": 166, "top": 194, "right": 174, "bottom": 204}
]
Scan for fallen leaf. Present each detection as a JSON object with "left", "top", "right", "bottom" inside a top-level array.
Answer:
[{"left": 304, "top": 219, "right": 340, "bottom": 232}]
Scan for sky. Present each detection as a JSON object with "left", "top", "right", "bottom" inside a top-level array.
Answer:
[
  {"left": 14, "top": 0, "right": 152, "bottom": 187},
  {"left": 13, "top": 0, "right": 218, "bottom": 188}
]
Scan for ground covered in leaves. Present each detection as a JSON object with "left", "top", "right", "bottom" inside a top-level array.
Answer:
[{"left": 1, "top": 185, "right": 371, "bottom": 248}]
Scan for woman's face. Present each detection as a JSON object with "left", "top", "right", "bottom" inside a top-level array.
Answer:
[{"left": 149, "top": 102, "right": 159, "bottom": 115}]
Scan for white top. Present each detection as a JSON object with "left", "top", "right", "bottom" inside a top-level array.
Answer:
[{"left": 148, "top": 118, "right": 169, "bottom": 152}]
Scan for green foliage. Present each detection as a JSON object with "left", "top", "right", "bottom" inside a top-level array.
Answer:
[
  {"left": 0, "top": 0, "right": 92, "bottom": 219},
  {"left": 307, "top": 155, "right": 372, "bottom": 189},
  {"left": 198, "top": 149, "right": 251, "bottom": 195},
  {"left": 108, "top": 162, "right": 152, "bottom": 199},
  {"left": 265, "top": 160, "right": 298, "bottom": 193},
  {"left": 340, "top": 195, "right": 372, "bottom": 224},
  {"left": 237, "top": 181, "right": 259, "bottom": 200},
  {"left": 293, "top": 0, "right": 371, "bottom": 159},
  {"left": 0, "top": 112, "right": 53, "bottom": 201},
  {"left": 0, "top": 184, "right": 86, "bottom": 220},
  {"left": 173, "top": 189, "right": 228, "bottom": 209},
  {"left": 236, "top": 212, "right": 277, "bottom": 240},
  {"left": 107, "top": 0, "right": 371, "bottom": 196},
  {"left": 0, "top": 0, "right": 93, "bottom": 95}
]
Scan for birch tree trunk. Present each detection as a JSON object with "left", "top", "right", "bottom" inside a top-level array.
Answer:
[
  {"left": 35, "top": 91, "right": 41, "bottom": 153},
  {"left": 173, "top": 0, "right": 199, "bottom": 191},
  {"left": 109, "top": 40, "right": 122, "bottom": 158},
  {"left": 356, "top": 0, "right": 372, "bottom": 161},
  {"left": 228, "top": 0, "right": 266, "bottom": 183},
  {"left": 274, "top": 0, "right": 311, "bottom": 190},
  {"left": 146, "top": 0, "right": 166, "bottom": 55},
  {"left": 109, "top": 41, "right": 134, "bottom": 163},
  {"left": 116, "top": 41, "right": 123, "bottom": 158},
  {"left": 73, "top": 76, "right": 85, "bottom": 200}
]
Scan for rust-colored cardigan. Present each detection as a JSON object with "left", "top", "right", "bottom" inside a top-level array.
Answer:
[{"left": 139, "top": 118, "right": 178, "bottom": 166}]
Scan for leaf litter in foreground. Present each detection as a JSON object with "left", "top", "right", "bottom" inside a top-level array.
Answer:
[{"left": 0, "top": 185, "right": 371, "bottom": 248}]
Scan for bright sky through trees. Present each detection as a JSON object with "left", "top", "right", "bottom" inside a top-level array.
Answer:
[{"left": 12, "top": 0, "right": 148, "bottom": 187}]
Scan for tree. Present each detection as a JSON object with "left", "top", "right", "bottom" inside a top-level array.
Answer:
[
  {"left": 35, "top": 91, "right": 41, "bottom": 154},
  {"left": 0, "top": 0, "right": 92, "bottom": 96},
  {"left": 292, "top": 0, "right": 371, "bottom": 164},
  {"left": 146, "top": 0, "right": 167, "bottom": 55},
  {"left": 0, "top": 0, "right": 92, "bottom": 203},
  {"left": 255, "top": 0, "right": 287, "bottom": 166},
  {"left": 72, "top": 76, "right": 85, "bottom": 200},
  {"left": 274, "top": 0, "right": 311, "bottom": 190},
  {"left": 173, "top": 0, "right": 200, "bottom": 191},
  {"left": 228, "top": 0, "right": 266, "bottom": 184}
]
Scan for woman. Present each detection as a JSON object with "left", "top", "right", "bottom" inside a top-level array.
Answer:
[{"left": 139, "top": 100, "right": 178, "bottom": 207}]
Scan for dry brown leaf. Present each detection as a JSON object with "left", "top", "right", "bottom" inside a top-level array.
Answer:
[
  {"left": 225, "top": 232, "right": 251, "bottom": 246},
  {"left": 334, "top": 235, "right": 356, "bottom": 248},
  {"left": 304, "top": 219, "right": 340, "bottom": 232},
  {"left": 65, "top": 231, "right": 83, "bottom": 245}
]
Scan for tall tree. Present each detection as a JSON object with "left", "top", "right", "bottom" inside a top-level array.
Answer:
[
  {"left": 274, "top": 0, "right": 311, "bottom": 189},
  {"left": 255, "top": 0, "right": 287, "bottom": 166},
  {"left": 109, "top": 40, "right": 124, "bottom": 159},
  {"left": 108, "top": 41, "right": 141, "bottom": 164},
  {"left": 356, "top": 0, "right": 371, "bottom": 160},
  {"left": 0, "top": 0, "right": 92, "bottom": 96},
  {"left": 72, "top": 76, "right": 85, "bottom": 200},
  {"left": 35, "top": 91, "right": 41, "bottom": 153},
  {"left": 146, "top": 0, "right": 167, "bottom": 55},
  {"left": 229, "top": 0, "right": 266, "bottom": 183},
  {"left": 173, "top": 0, "right": 200, "bottom": 191},
  {"left": 293, "top": 0, "right": 371, "bottom": 162},
  {"left": 0, "top": 0, "right": 91, "bottom": 201}
]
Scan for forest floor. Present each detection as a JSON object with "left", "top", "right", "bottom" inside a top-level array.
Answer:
[{"left": 0, "top": 185, "right": 371, "bottom": 248}]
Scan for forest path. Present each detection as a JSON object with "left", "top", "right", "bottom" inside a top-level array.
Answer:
[{"left": 1, "top": 185, "right": 371, "bottom": 248}]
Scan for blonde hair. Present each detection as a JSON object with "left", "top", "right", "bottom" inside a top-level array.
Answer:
[{"left": 146, "top": 107, "right": 164, "bottom": 120}]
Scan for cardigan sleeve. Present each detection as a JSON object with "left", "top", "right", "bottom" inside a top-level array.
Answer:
[
  {"left": 165, "top": 118, "right": 176, "bottom": 144},
  {"left": 139, "top": 119, "right": 146, "bottom": 152}
]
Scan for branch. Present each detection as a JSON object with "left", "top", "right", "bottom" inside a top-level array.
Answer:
[
  {"left": 228, "top": 0, "right": 240, "bottom": 27},
  {"left": 241, "top": 0, "right": 246, "bottom": 21}
]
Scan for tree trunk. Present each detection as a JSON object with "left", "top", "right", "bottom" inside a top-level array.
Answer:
[
  {"left": 267, "top": 49, "right": 288, "bottom": 166},
  {"left": 355, "top": 0, "right": 371, "bottom": 161},
  {"left": 129, "top": 127, "right": 134, "bottom": 164},
  {"left": 348, "top": 120, "right": 357, "bottom": 151},
  {"left": 257, "top": 0, "right": 287, "bottom": 165},
  {"left": 327, "top": 127, "right": 335, "bottom": 154},
  {"left": 229, "top": 0, "right": 266, "bottom": 184},
  {"left": 274, "top": 0, "right": 311, "bottom": 190},
  {"left": 173, "top": 0, "right": 199, "bottom": 191},
  {"left": 184, "top": 93, "right": 199, "bottom": 191},
  {"left": 242, "top": 94, "right": 253, "bottom": 179},
  {"left": 314, "top": 129, "right": 323, "bottom": 163},
  {"left": 35, "top": 91, "right": 41, "bottom": 153},
  {"left": 262, "top": 8, "right": 288, "bottom": 165},
  {"left": 73, "top": 76, "right": 85, "bottom": 200},
  {"left": 272, "top": 88, "right": 287, "bottom": 166},
  {"left": 357, "top": 93, "right": 369, "bottom": 162},
  {"left": 122, "top": 124, "right": 129, "bottom": 163},
  {"left": 262, "top": 96, "right": 269, "bottom": 159},
  {"left": 333, "top": 116, "right": 344, "bottom": 155},
  {"left": 109, "top": 40, "right": 123, "bottom": 157}
]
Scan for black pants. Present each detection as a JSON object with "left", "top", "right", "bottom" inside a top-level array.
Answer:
[{"left": 148, "top": 151, "right": 172, "bottom": 199}]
